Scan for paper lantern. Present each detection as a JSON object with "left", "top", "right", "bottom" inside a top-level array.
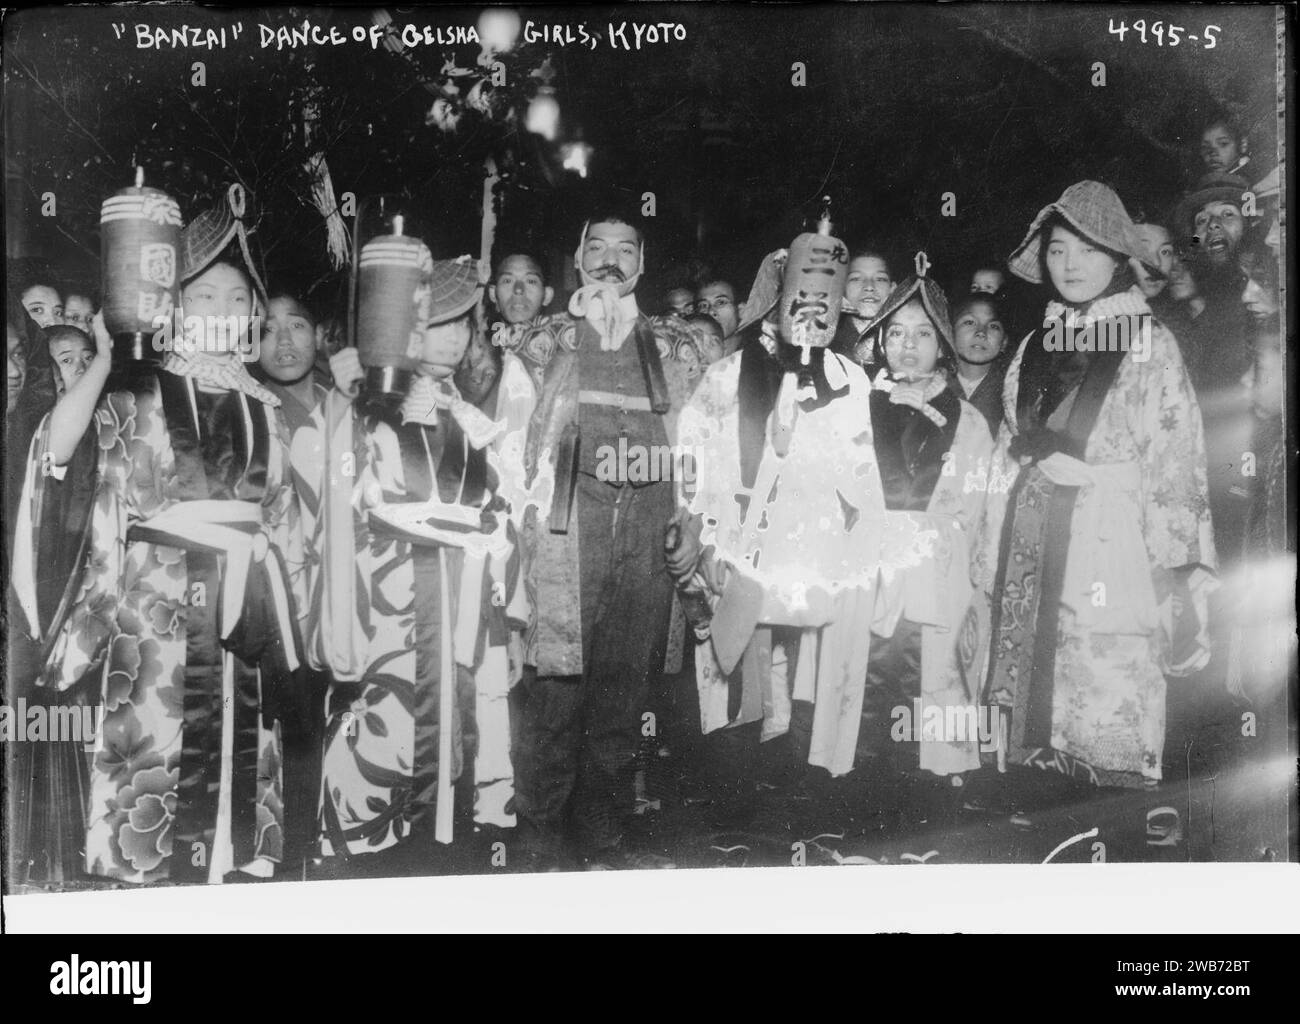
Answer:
[
  {"left": 100, "top": 168, "right": 182, "bottom": 360},
  {"left": 356, "top": 216, "right": 432, "bottom": 406}
]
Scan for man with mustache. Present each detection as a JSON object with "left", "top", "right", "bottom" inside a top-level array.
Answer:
[{"left": 514, "top": 210, "right": 700, "bottom": 870}]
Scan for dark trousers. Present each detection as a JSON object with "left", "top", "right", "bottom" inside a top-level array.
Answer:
[
  {"left": 278, "top": 665, "right": 330, "bottom": 867},
  {"left": 515, "top": 474, "right": 675, "bottom": 858}
]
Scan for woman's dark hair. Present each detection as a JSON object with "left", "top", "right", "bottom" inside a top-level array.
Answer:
[
  {"left": 5, "top": 285, "right": 60, "bottom": 463},
  {"left": 1036, "top": 213, "right": 1136, "bottom": 305}
]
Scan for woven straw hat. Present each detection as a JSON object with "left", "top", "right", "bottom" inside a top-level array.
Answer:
[
  {"left": 181, "top": 183, "right": 268, "bottom": 300},
  {"left": 1008, "top": 180, "right": 1151, "bottom": 284},
  {"left": 426, "top": 256, "right": 484, "bottom": 324},
  {"left": 862, "top": 252, "right": 955, "bottom": 354}
]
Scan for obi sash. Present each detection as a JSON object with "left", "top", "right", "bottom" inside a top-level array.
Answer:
[
  {"left": 985, "top": 342, "right": 1127, "bottom": 748},
  {"left": 147, "top": 372, "right": 297, "bottom": 881}
]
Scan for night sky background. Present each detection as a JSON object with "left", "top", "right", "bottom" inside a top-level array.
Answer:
[{"left": 4, "top": 4, "right": 1282, "bottom": 317}]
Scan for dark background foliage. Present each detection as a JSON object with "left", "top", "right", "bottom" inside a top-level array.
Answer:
[{"left": 4, "top": 4, "right": 1279, "bottom": 314}]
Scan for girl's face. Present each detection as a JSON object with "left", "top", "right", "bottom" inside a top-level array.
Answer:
[
  {"left": 260, "top": 297, "right": 317, "bottom": 383},
  {"left": 1200, "top": 123, "right": 1242, "bottom": 173},
  {"left": 50, "top": 333, "right": 94, "bottom": 392},
  {"left": 181, "top": 263, "right": 255, "bottom": 354},
  {"left": 953, "top": 300, "right": 1006, "bottom": 368},
  {"left": 22, "top": 285, "right": 63, "bottom": 329},
  {"left": 8, "top": 326, "right": 27, "bottom": 407},
  {"left": 883, "top": 300, "right": 941, "bottom": 380},
  {"left": 1045, "top": 224, "right": 1120, "bottom": 305},
  {"left": 418, "top": 317, "right": 472, "bottom": 378}
]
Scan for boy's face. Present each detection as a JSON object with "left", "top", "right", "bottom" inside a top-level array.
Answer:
[
  {"left": 883, "top": 299, "right": 941, "bottom": 380},
  {"left": 1131, "top": 224, "right": 1174, "bottom": 298},
  {"left": 844, "top": 257, "right": 893, "bottom": 321},
  {"left": 1200, "top": 123, "right": 1241, "bottom": 173},
  {"left": 492, "top": 255, "right": 552, "bottom": 324},
  {"left": 260, "top": 297, "right": 317, "bottom": 383},
  {"left": 953, "top": 300, "right": 1006, "bottom": 368},
  {"left": 970, "top": 269, "right": 1005, "bottom": 295},
  {"left": 418, "top": 316, "right": 472, "bottom": 378},
  {"left": 63, "top": 294, "right": 96, "bottom": 334},
  {"left": 22, "top": 286, "right": 63, "bottom": 329},
  {"left": 50, "top": 332, "right": 94, "bottom": 392}
]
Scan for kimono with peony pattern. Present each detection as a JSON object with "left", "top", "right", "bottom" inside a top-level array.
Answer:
[{"left": 13, "top": 370, "right": 306, "bottom": 884}]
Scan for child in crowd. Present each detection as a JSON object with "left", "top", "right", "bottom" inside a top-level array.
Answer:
[
  {"left": 857, "top": 268, "right": 993, "bottom": 805},
  {"left": 950, "top": 294, "right": 1009, "bottom": 436},
  {"left": 45, "top": 324, "right": 95, "bottom": 398},
  {"left": 61, "top": 289, "right": 96, "bottom": 335},
  {"left": 254, "top": 289, "right": 332, "bottom": 870},
  {"left": 1199, "top": 113, "right": 1252, "bottom": 181},
  {"left": 20, "top": 278, "right": 63, "bottom": 329}
]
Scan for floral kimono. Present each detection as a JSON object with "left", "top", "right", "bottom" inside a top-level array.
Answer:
[
  {"left": 864, "top": 379, "right": 994, "bottom": 776},
  {"left": 677, "top": 329, "right": 889, "bottom": 777},
  {"left": 12, "top": 368, "right": 304, "bottom": 884},
  {"left": 309, "top": 397, "right": 525, "bottom": 855},
  {"left": 972, "top": 287, "right": 1217, "bottom": 788},
  {"left": 468, "top": 350, "right": 535, "bottom": 826}
]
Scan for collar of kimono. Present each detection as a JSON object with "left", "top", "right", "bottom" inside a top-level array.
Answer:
[
  {"left": 1043, "top": 284, "right": 1148, "bottom": 326},
  {"left": 872, "top": 372, "right": 951, "bottom": 428},
  {"left": 162, "top": 350, "right": 281, "bottom": 407}
]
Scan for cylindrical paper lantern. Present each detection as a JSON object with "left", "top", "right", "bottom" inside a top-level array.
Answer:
[
  {"left": 356, "top": 224, "right": 431, "bottom": 405},
  {"left": 100, "top": 170, "right": 182, "bottom": 360}
]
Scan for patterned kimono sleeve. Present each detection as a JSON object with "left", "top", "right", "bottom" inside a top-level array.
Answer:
[
  {"left": 43, "top": 400, "right": 138, "bottom": 691},
  {"left": 1130, "top": 325, "right": 1218, "bottom": 675},
  {"left": 970, "top": 417, "right": 1017, "bottom": 594},
  {"left": 1132, "top": 325, "right": 1217, "bottom": 573}
]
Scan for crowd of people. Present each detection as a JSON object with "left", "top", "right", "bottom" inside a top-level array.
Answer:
[{"left": 4, "top": 109, "right": 1291, "bottom": 885}]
